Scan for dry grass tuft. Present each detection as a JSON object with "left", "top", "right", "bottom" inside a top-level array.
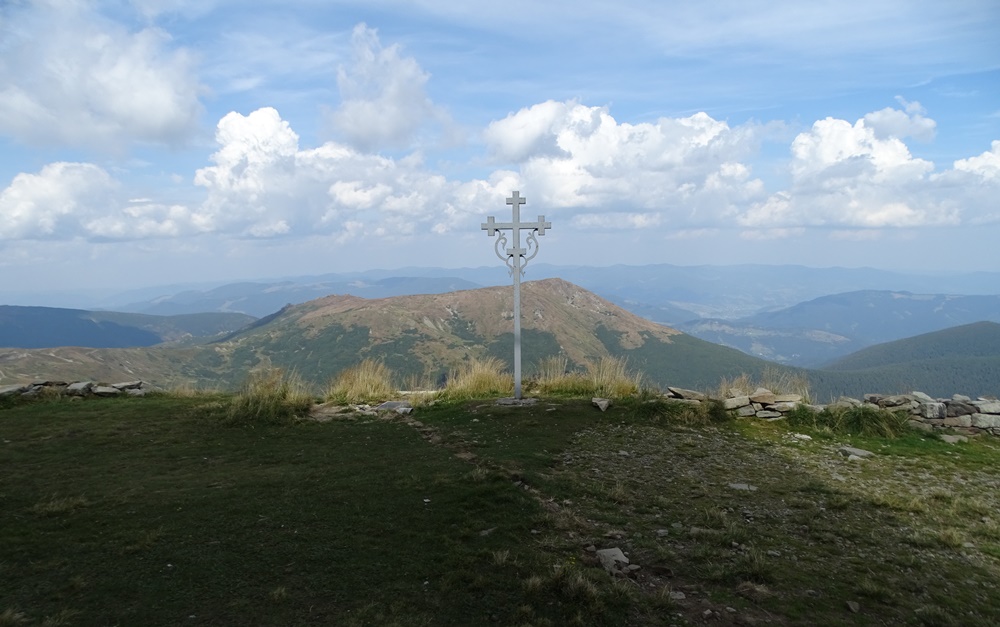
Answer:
[
  {"left": 30, "top": 495, "right": 90, "bottom": 516},
  {"left": 719, "top": 367, "right": 810, "bottom": 401},
  {"left": 588, "top": 356, "right": 641, "bottom": 399},
  {"left": 224, "top": 367, "right": 314, "bottom": 426},
  {"left": 326, "top": 359, "right": 397, "bottom": 404},
  {"left": 533, "top": 355, "right": 593, "bottom": 396},
  {"left": 440, "top": 357, "right": 513, "bottom": 400}
]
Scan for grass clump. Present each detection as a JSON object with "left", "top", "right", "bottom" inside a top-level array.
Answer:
[
  {"left": 785, "top": 404, "right": 910, "bottom": 438},
  {"left": 326, "top": 359, "right": 397, "bottom": 404},
  {"left": 588, "top": 356, "right": 642, "bottom": 399},
  {"left": 533, "top": 355, "right": 594, "bottom": 396},
  {"left": 719, "top": 367, "right": 811, "bottom": 401},
  {"left": 224, "top": 367, "right": 314, "bottom": 426},
  {"left": 440, "top": 357, "right": 513, "bottom": 400}
]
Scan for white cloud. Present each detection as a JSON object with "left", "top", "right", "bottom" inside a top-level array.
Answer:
[
  {"left": 483, "top": 100, "right": 768, "bottom": 228},
  {"left": 328, "top": 24, "right": 450, "bottom": 151},
  {"left": 0, "top": 0, "right": 202, "bottom": 149},
  {"left": 862, "top": 98, "right": 936, "bottom": 141},
  {"left": 0, "top": 163, "right": 117, "bottom": 239},
  {"left": 953, "top": 140, "right": 1000, "bottom": 181}
]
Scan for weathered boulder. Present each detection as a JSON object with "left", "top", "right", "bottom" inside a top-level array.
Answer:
[
  {"left": 971, "top": 413, "right": 1000, "bottom": 429},
  {"left": 946, "top": 401, "right": 978, "bottom": 417},
  {"left": 749, "top": 389, "right": 776, "bottom": 404},
  {"left": 92, "top": 386, "right": 121, "bottom": 397},
  {"left": 723, "top": 396, "right": 751, "bottom": 410},
  {"left": 839, "top": 446, "right": 874, "bottom": 458},
  {"left": 943, "top": 416, "right": 972, "bottom": 428},
  {"left": 592, "top": 398, "right": 612, "bottom": 412},
  {"left": 972, "top": 400, "right": 1000, "bottom": 414},
  {"left": 66, "top": 381, "right": 94, "bottom": 396},
  {"left": 772, "top": 393, "right": 803, "bottom": 404},
  {"left": 0, "top": 384, "right": 28, "bottom": 397},
  {"left": 919, "top": 402, "right": 946, "bottom": 420},
  {"left": 911, "top": 391, "right": 935, "bottom": 403},
  {"left": 667, "top": 387, "right": 705, "bottom": 401}
]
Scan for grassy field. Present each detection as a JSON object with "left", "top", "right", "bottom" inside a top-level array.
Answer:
[{"left": 2, "top": 394, "right": 1000, "bottom": 625}]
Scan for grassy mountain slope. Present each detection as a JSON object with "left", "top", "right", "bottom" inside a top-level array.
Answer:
[
  {"left": 0, "top": 280, "right": 780, "bottom": 391},
  {"left": 803, "top": 322, "right": 1000, "bottom": 400},
  {"left": 0, "top": 306, "right": 255, "bottom": 349}
]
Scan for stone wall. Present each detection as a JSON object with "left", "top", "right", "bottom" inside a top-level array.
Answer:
[{"left": 0, "top": 380, "right": 156, "bottom": 398}]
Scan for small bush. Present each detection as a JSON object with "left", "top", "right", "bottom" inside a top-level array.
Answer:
[
  {"left": 224, "top": 368, "right": 314, "bottom": 426},
  {"left": 440, "top": 357, "right": 513, "bottom": 400},
  {"left": 326, "top": 359, "right": 396, "bottom": 404}
]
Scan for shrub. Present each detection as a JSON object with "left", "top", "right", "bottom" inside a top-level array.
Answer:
[
  {"left": 326, "top": 359, "right": 396, "bottom": 404},
  {"left": 440, "top": 357, "right": 513, "bottom": 400},
  {"left": 785, "top": 404, "right": 910, "bottom": 438},
  {"left": 224, "top": 368, "right": 314, "bottom": 426}
]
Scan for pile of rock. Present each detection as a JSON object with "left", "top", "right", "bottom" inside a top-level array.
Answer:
[{"left": 0, "top": 379, "right": 156, "bottom": 398}]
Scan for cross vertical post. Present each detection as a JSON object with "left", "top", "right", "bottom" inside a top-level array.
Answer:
[{"left": 481, "top": 191, "right": 551, "bottom": 400}]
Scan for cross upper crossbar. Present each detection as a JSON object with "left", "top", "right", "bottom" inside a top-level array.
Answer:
[{"left": 481, "top": 191, "right": 551, "bottom": 239}]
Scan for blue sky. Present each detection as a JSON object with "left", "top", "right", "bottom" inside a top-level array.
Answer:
[{"left": 1, "top": 0, "right": 998, "bottom": 292}]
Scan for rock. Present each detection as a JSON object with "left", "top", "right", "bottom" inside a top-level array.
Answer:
[
  {"left": 755, "top": 410, "right": 783, "bottom": 419},
  {"left": 656, "top": 529, "right": 670, "bottom": 537},
  {"left": 946, "top": 401, "right": 978, "bottom": 417},
  {"left": 66, "top": 381, "right": 94, "bottom": 396},
  {"left": 728, "top": 483, "right": 758, "bottom": 491},
  {"left": 724, "top": 396, "right": 751, "bottom": 410},
  {"left": 876, "top": 394, "right": 911, "bottom": 408},
  {"left": 592, "top": 398, "right": 611, "bottom": 412},
  {"left": 942, "top": 416, "right": 972, "bottom": 428},
  {"left": 919, "top": 402, "right": 946, "bottom": 420},
  {"left": 940, "top": 434, "right": 968, "bottom": 444},
  {"left": 736, "top": 405, "right": 757, "bottom": 417},
  {"left": 669, "top": 591, "right": 686, "bottom": 601},
  {"left": 847, "top": 601, "right": 860, "bottom": 613},
  {"left": 837, "top": 396, "right": 862, "bottom": 407},
  {"left": 111, "top": 380, "right": 143, "bottom": 390},
  {"left": 749, "top": 390, "right": 776, "bottom": 404},
  {"left": 791, "top": 433, "right": 812, "bottom": 441},
  {"left": 911, "top": 391, "right": 935, "bottom": 402},
  {"left": 595, "top": 547, "right": 629, "bottom": 574},
  {"left": 908, "top": 420, "right": 934, "bottom": 432},
  {"left": 972, "top": 400, "right": 1000, "bottom": 414},
  {"left": 376, "top": 401, "right": 413, "bottom": 415},
  {"left": 126, "top": 388, "right": 148, "bottom": 397},
  {"left": 839, "top": 446, "right": 874, "bottom": 458},
  {"left": 495, "top": 397, "right": 537, "bottom": 406},
  {"left": 971, "top": 413, "right": 1000, "bottom": 429},
  {"left": 92, "top": 386, "right": 121, "bottom": 397},
  {"left": 771, "top": 402, "right": 798, "bottom": 412},
  {"left": 772, "top": 394, "right": 803, "bottom": 403},
  {"left": 0, "top": 384, "right": 28, "bottom": 397},
  {"left": 952, "top": 394, "right": 972, "bottom": 402},
  {"left": 667, "top": 387, "right": 705, "bottom": 400}
]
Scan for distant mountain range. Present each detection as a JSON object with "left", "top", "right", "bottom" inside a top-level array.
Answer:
[
  {"left": 1, "top": 281, "right": 997, "bottom": 400},
  {"left": 676, "top": 291, "right": 1000, "bottom": 367},
  {"left": 0, "top": 306, "right": 255, "bottom": 349}
]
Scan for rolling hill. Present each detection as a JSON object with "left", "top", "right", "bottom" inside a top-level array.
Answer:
[
  {"left": 0, "top": 306, "right": 256, "bottom": 349},
  {"left": 677, "top": 291, "right": 1000, "bottom": 366},
  {"left": 0, "top": 279, "right": 775, "bottom": 391}
]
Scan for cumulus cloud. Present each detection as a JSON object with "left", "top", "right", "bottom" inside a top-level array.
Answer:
[
  {"left": 0, "top": 0, "right": 202, "bottom": 149},
  {"left": 195, "top": 107, "right": 514, "bottom": 239},
  {"left": 739, "top": 110, "right": 964, "bottom": 230},
  {"left": 953, "top": 140, "right": 1000, "bottom": 181},
  {"left": 328, "top": 24, "right": 450, "bottom": 151},
  {"left": 483, "top": 100, "right": 768, "bottom": 228},
  {"left": 862, "top": 98, "right": 936, "bottom": 141}
]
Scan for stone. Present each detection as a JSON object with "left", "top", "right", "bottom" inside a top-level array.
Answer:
[
  {"left": 942, "top": 416, "right": 972, "bottom": 428},
  {"left": 669, "top": 591, "right": 686, "bottom": 601},
  {"left": 667, "top": 387, "right": 705, "bottom": 401},
  {"left": 839, "top": 446, "right": 874, "bottom": 458},
  {"left": 770, "top": 402, "right": 798, "bottom": 412},
  {"left": 724, "top": 396, "right": 751, "bottom": 410},
  {"left": 772, "top": 394, "right": 803, "bottom": 403},
  {"left": 92, "top": 386, "right": 121, "bottom": 397},
  {"left": 736, "top": 405, "right": 756, "bottom": 417},
  {"left": 592, "top": 398, "right": 611, "bottom": 412},
  {"left": 749, "top": 391, "right": 776, "bottom": 405},
  {"left": 919, "top": 402, "right": 946, "bottom": 420},
  {"left": 972, "top": 400, "right": 1000, "bottom": 414},
  {"left": 66, "top": 381, "right": 94, "bottom": 396},
  {"left": 952, "top": 394, "right": 972, "bottom": 402},
  {"left": 908, "top": 420, "right": 934, "bottom": 432},
  {"left": 877, "top": 395, "right": 911, "bottom": 408},
  {"left": 0, "top": 384, "right": 28, "bottom": 397},
  {"left": 940, "top": 434, "right": 968, "bottom": 444},
  {"left": 495, "top": 397, "right": 537, "bottom": 406},
  {"left": 126, "top": 388, "right": 148, "bottom": 397},
  {"left": 375, "top": 401, "right": 413, "bottom": 414},
  {"left": 111, "top": 380, "right": 143, "bottom": 390},
  {"left": 971, "top": 413, "right": 1000, "bottom": 429},
  {"left": 946, "top": 401, "right": 978, "bottom": 417},
  {"left": 837, "top": 396, "right": 862, "bottom": 407},
  {"left": 911, "top": 391, "right": 935, "bottom": 403},
  {"left": 728, "top": 483, "right": 758, "bottom": 491},
  {"left": 755, "top": 410, "right": 783, "bottom": 419},
  {"left": 595, "top": 547, "right": 629, "bottom": 574},
  {"left": 847, "top": 601, "right": 860, "bottom": 613}
]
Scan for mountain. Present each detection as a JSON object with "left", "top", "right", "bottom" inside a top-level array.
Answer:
[
  {"left": 0, "top": 280, "right": 775, "bottom": 391},
  {"left": 39, "top": 263, "right": 1000, "bottom": 324},
  {"left": 117, "top": 276, "right": 484, "bottom": 317},
  {"left": 677, "top": 291, "right": 1000, "bottom": 366},
  {"left": 806, "top": 322, "right": 1000, "bottom": 400},
  {"left": 0, "top": 306, "right": 256, "bottom": 349}
]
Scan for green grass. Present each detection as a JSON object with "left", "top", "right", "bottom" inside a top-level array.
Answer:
[
  {"left": 224, "top": 367, "right": 314, "bottom": 426},
  {"left": 325, "top": 358, "right": 397, "bottom": 404},
  {"left": 3, "top": 393, "right": 1000, "bottom": 625}
]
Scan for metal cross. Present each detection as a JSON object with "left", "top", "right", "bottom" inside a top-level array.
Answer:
[{"left": 482, "top": 191, "right": 551, "bottom": 399}]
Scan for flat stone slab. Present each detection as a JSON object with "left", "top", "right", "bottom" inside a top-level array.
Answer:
[
  {"left": 595, "top": 547, "right": 629, "bottom": 573},
  {"left": 0, "top": 384, "right": 28, "bottom": 397},
  {"left": 495, "top": 397, "right": 538, "bottom": 406},
  {"left": 839, "top": 446, "right": 874, "bottom": 458}
]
